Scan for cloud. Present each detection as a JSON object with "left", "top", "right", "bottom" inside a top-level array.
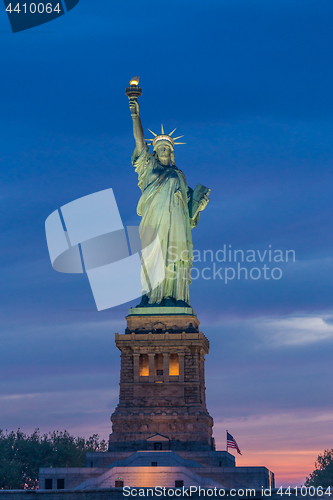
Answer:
[
  {"left": 204, "top": 312, "right": 333, "bottom": 425},
  {"left": 322, "top": 316, "right": 333, "bottom": 325},
  {"left": 0, "top": 387, "right": 118, "bottom": 440},
  {"left": 258, "top": 316, "right": 333, "bottom": 346}
]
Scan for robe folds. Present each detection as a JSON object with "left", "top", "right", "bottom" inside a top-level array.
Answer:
[{"left": 132, "top": 145, "right": 196, "bottom": 306}]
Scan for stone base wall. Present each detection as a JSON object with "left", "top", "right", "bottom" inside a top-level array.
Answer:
[
  {"left": 85, "top": 450, "right": 235, "bottom": 469},
  {"left": 39, "top": 469, "right": 104, "bottom": 491},
  {"left": 110, "top": 409, "right": 213, "bottom": 450},
  {"left": 191, "top": 467, "right": 274, "bottom": 489},
  {"left": 108, "top": 439, "right": 215, "bottom": 452},
  {"left": 176, "top": 451, "right": 235, "bottom": 468}
]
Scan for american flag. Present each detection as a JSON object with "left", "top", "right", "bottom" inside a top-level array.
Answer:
[{"left": 227, "top": 431, "right": 242, "bottom": 455}]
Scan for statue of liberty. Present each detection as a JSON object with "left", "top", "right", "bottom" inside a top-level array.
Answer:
[{"left": 128, "top": 87, "right": 210, "bottom": 308}]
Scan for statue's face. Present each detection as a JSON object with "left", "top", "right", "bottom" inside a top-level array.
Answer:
[{"left": 155, "top": 142, "right": 172, "bottom": 165}]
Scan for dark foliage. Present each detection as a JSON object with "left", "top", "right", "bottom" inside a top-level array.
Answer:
[
  {"left": 0, "top": 429, "right": 107, "bottom": 489},
  {"left": 305, "top": 449, "right": 333, "bottom": 487}
]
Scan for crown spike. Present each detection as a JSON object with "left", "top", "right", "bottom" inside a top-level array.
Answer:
[
  {"left": 161, "top": 124, "right": 164, "bottom": 134},
  {"left": 172, "top": 135, "right": 184, "bottom": 140},
  {"left": 169, "top": 128, "right": 177, "bottom": 136},
  {"left": 174, "top": 142, "right": 186, "bottom": 145},
  {"left": 147, "top": 128, "right": 157, "bottom": 137}
]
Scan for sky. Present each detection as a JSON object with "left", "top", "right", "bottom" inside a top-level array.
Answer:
[{"left": 1, "top": 0, "right": 333, "bottom": 488}]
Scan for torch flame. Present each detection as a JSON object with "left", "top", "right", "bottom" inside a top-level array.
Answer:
[{"left": 130, "top": 76, "right": 140, "bottom": 86}]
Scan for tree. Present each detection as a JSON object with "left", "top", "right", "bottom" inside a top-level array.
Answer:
[
  {"left": 305, "top": 449, "right": 333, "bottom": 487},
  {"left": 0, "top": 429, "right": 107, "bottom": 489}
]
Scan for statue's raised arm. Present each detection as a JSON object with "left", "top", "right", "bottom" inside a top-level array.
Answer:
[{"left": 129, "top": 99, "right": 145, "bottom": 154}]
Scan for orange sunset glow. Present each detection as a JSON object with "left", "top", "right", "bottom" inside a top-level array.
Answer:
[{"left": 213, "top": 410, "right": 333, "bottom": 486}]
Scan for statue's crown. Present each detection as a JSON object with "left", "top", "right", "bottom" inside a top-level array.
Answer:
[{"left": 146, "top": 125, "right": 186, "bottom": 150}]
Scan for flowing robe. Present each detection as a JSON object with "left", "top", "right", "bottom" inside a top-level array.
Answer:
[{"left": 132, "top": 145, "right": 198, "bottom": 306}]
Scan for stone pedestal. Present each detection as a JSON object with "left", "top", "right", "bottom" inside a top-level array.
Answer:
[
  {"left": 109, "top": 312, "right": 214, "bottom": 452},
  {"left": 39, "top": 310, "right": 276, "bottom": 491}
]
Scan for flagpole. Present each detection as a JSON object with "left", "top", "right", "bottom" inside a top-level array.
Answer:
[{"left": 226, "top": 429, "right": 228, "bottom": 452}]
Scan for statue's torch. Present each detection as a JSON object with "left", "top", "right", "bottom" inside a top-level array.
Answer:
[{"left": 125, "top": 77, "right": 142, "bottom": 99}]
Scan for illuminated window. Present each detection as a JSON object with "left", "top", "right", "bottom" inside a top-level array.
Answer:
[
  {"left": 169, "top": 353, "right": 179, "bottom": 376},
  {"left": 139, "top": 354, "right": 149, "bottom": 376},
  {"left": 154, "top": 353, "right": 164, "bottom": 376}
]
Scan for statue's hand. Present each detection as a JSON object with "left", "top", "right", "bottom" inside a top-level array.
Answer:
[
  {"left": 129, "top": 98, "right": 140, "bottom": 119},
  {"left": 199, "top": 193, "right": 210, "bottom": 212}
]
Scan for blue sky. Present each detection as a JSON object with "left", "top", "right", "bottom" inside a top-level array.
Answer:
[{"left": 1, "top": 0, "right": 333, "bottom": 486}]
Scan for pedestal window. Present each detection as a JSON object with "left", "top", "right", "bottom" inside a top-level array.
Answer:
[
  {"left": 154, "top": 353, "right": 164, "bottom": 376},
  {"left": 139, "top": 354, "right": 149, "bottom": 376},
  {"left": 169, "top": 353, "right": 179, "bottom": 376}
]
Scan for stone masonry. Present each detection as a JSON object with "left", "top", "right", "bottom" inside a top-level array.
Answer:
[{"left": 109, "top": 313, "right": 214, "bottom": 451}]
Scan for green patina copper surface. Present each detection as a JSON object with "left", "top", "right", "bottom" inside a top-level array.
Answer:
[
  {"left": 127, "top": 306, "right": 197, "bottom": 317},
  {"left": 128, "top": 90, "right": 210, "bottom": 310}
]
